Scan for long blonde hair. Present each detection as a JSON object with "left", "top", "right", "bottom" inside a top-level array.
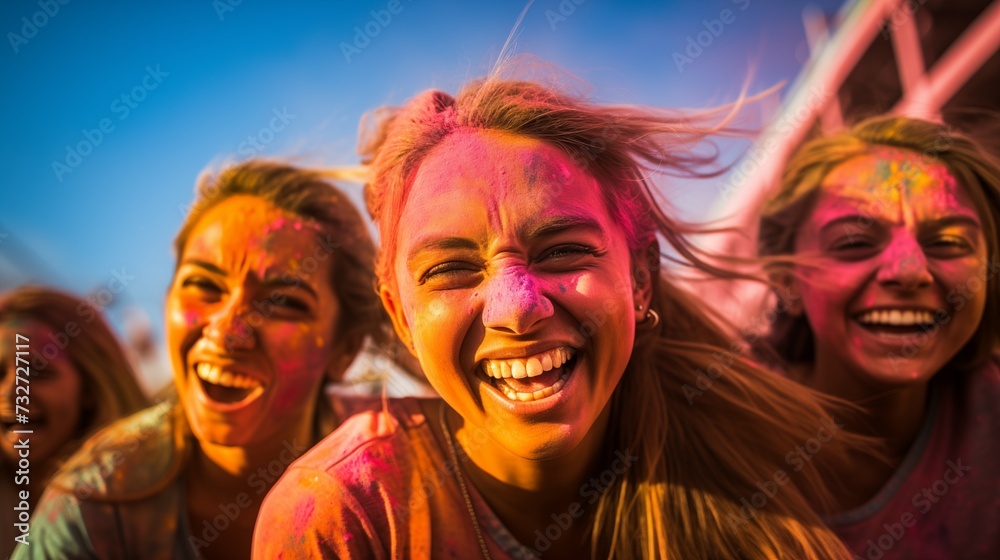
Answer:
[
  {"left": 758, "top": 116, "right": 1000, "bottom": 372},
  {"left": 362, "top": 72, "right": 872, "bottom": 558}
]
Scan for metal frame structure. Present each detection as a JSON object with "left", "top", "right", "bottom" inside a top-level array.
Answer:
[{"left": 699, "top": 0, "right": 1000, "bottom": 325}]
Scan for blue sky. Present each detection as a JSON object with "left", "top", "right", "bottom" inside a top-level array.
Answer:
[{"left": 0, "top": 0, "right": 844, "bottom": 337}]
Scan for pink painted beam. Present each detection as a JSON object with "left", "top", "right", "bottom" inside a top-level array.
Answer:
[{"left": 895, "top": 0, "right": 1000, "bottom": 117}]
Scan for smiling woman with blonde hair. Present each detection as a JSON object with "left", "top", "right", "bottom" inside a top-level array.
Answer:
[
  {"left": 757, "top": 115, "right": 1000, "bottom": 558},
  {"left": 255, "top": 68, "right": 878, "bottom": 559}
]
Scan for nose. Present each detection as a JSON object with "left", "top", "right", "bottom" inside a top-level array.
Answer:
[
  {"left": 876, "top": 232, "right": 933, "bottom": 291},
  {"left": 481, "top": 266, "right": 554, "bottom": 334},
  {"left": 203, "top": 291, "right": 258, "bottom": 352}
]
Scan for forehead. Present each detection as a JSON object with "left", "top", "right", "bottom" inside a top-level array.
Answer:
[
  {"left": 0, "top": 319, "right": 70, "bottom": 361},
  {"left": 399, "top": 129, "right": 610, "bottom": 239},
  {"left": 815, "top": 147, "right": 974, "bottom": 218},
  {"left": 184, "top": 195, "right": 325, "bottom": 269}
]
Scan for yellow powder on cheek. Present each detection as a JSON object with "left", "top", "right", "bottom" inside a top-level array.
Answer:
[{"left": 427, "top": 300, "right": 448, "bottom": 321}]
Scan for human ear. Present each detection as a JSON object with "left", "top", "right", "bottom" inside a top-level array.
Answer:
[
  {"left": 379, "top": 284, "right": 415, "bottom": 352},
  {"left": 631, "top": 241, "right": 659, "bottom": 312}
]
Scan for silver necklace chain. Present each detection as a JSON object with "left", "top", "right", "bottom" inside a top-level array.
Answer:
[{"left": 439, "top": 404, "right": 495, "bottom": 560}]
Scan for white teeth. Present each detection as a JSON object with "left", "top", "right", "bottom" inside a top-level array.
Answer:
[
  {"left": 197, "top": 363, "right": 221, "bottom": 384},
  {"left": 195, "top": 363, "right": 261, "bottom": 390},
  {"left": 526, "top": 357, "right": 542, "bottom": 377},
  {"left": 857, "top": 309, "right": 936, "bottom": 327},
  {"left": 495, "top": 374, "right": 569, "bottom": 402},
  {"left": 480, "top": 347, "right": 577, "bottom": 379},
  {"left": 541, "top": 354, "right": 553, "bottom": 371},
  {"left": 484, "top": 347, "right": 577, "bottom": 402},
  {"left": 511, "top": 360, "right": 527, "bottom": 379}
]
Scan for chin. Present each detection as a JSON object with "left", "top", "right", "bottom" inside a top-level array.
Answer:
[
  {"left": 185, "top": 409, "right": 252, "bottom": 448},
  {"left": 858, "top": 354, "right": 941, "bottom": 387},
  {"left": 503, "top": 422, "right": 587, "bottom": 461}
]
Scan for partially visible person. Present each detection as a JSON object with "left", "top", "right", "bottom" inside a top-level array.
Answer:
[
  {"left": 13, "top": 160, "right": 394, "bottom": 559},
  {"left": 1, "top": 286, "right": 148, "bottom": 558},
  {"left": 758, "top": 115, "right": 1000, "bottom": 558}
]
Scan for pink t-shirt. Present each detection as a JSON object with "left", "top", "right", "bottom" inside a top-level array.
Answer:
[
  {"left": 828, "top": 358, "right": 1000, "bottom": 559},
  {"left": 252, "top": 398, "right": 540, "bottom": 560}
]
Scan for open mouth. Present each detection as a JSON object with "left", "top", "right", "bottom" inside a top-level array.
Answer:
[
  {"left": 854, "top": 308, "right": 937, "bottom": 336},
  {"left": 194, "top": 362, "right": 264, "bottom": 405},
  {"left": 479, "top": 347, "right": 578, "bottom": 402}
]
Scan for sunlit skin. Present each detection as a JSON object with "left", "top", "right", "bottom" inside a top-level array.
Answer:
[
  {"left": 165, "top": 195, "right": 351, "bottom": 559},
  {"left": 0, "top": 320, "right": 85, "bottom": 502},
  {"left": 790, "top": 147, "right": 987, "bottom": 505},
  {"left": 380, "top": 130, "right": 652, "bottom": 556}
]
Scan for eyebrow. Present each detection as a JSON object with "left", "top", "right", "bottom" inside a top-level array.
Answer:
[
  {"left": 818, "top": 214, "right": 982, "bottom": 236},
  {"left": 523, "top": 215, "right": 606, "bottom": 240},
  {"left": 180, "top": 258, "right": 226, "bottom": 276},
  {"left": 918, "top": 215, "right": 982, "bottom": 230},
  {"left": 405, "top": 215, "right": 606, "bottom": 265},
  {"left": 406, "top": 236, "right": 481, "bottom": 265},
  {"left": 179, "top": 259, "right": 320, "bottom": 300}
]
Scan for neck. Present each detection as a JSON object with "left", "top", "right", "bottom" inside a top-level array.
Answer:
[
  {"left": 804, "top": 360, "right": 931, "bottom": 509},
  {"left": 442, "top": 403, "right": 612, "bottom": 558},
  {"left": 807, "top": 362, "right": 929, "bottom": 454},
  {"left": 188, "top": 416, "right": 315, "bottom": 502},
  {"left": 183, "top": 416, "right": 318, "bottom": 560}
]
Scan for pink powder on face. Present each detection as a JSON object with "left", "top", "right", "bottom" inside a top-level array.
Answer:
[
  {"left": 482, "top": 267, "right": 548, "bottom": 326},
  {"left": 270, "top": 216, "right": 287, "bottom": 230},
  {"left": 879, "top": 234, "right": 930, "bottom": 278}
]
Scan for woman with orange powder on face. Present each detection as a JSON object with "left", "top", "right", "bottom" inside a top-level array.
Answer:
[
  {"left": 14, "top": 160, "right": 393, "bottom": 559},
  {"left": 1, "top": 287, "right": 148, "bottom": 559},
  {"left": 757, "top": 116, "right": 1000, "bottom": 558},
  {"left": 254, "top": 71, "right": 880, "bottom": 559}
]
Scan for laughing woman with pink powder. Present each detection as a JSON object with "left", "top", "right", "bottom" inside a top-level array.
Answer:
[
  {"left": 757, "top": 116, "right": 1000, "bottom": 558},
  {"left": 254, "top": 72, "right": 879, "bottom": 560}
]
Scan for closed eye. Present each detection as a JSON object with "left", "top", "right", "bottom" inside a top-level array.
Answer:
[
  {"left": 539, "top": 244, "right": 597, "bottom": 260},
  {"left": 421, "top": 261, "right": 482, "bottom": 283},
  {"left": 182, "top": 277, "right": 223, "bottom": 294},
  {"left": 827, "top": 237, "right": 881, "bottom": 260},
  {"left": 831, "top": 239, "right": 874, "bottom": 250},
  {"left": 924, "top": 235, "right": 973, "bottom": 257},
  {"left": 277, "top": 296, "right": 310, "bottom": 312}
]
